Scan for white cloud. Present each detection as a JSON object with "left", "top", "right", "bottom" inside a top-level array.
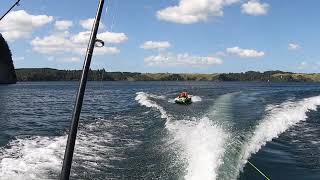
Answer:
[
  {"left": 31, "top": 32, "right": 74, "bottom": 54},
  {"left": 144, "top": 52, "right": 223, "bottom": 66},
  {"left": 156, "top": 0, "right": 240, "bottom": 24},
  {"left": 226, "top": 46, "right": 265, "bottom": 58},
  {"left": 71, "top": 31, "right": 128, "bottom": 44},
  {"left": 241, "top": 0, "right": 269, "bottom": 16},
  {"left": 57, "top": 57, "right": 81, "bottom": 63},
  {"left": 288, "top": 43, "right": 300, "bottom": 50},
  {"left": 31, "top": 30, "right": 126, "bottom": 56},
  {"left": 79, "top": 18, "right": 105, "bottom": 30},
  {"left": 54, "top": 20, "right": 73, "bottom": 30},
  {"left": 0, "top": 10, "right": 53, "bottom": 41},
  {"left": 13, "top": 56, "right": 25, "bottom": 61},
  {"left": 97, "top": 31, "right": 128, "bottom": 44},
  {"left": 94, "top": 46, "right": 120, "bottom": 55},
  {"left": 140, "top": 41, "right": 171, "bottom": 50}
]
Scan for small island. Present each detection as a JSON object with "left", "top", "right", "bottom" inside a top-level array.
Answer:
[
  {"left": 0, "top": 34, "right": 17, "bottom": 84},
  {"left": 15, "top": 68, "right": 320, "bottom": 82}
]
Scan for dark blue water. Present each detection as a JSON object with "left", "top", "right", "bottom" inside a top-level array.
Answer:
[{"left": 0, "top": 81, "right": 320, "bottom": 180}]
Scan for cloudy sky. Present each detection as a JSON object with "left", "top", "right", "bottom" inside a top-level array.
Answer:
[{"left": 0, "top": 0, "right": 319, "bottom": 73}]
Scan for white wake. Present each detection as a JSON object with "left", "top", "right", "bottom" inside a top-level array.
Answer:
[
  {"left": 136, "top": 92, "right": 228, "bottom": 180},
  {"left": 0, "top": 136, "right": 65, "bottom": 180},
  {"left": 0, "top": 118, "right": 131, "bottom": 180},
  {"left": 191, "top": 96, "right": 202, "bottom": 102},
  {"left": 240, "top": 95, "right": 320, "bottom": 167},
  {"left": 135, "top": 92, "right": 171, "bottom": 121}
]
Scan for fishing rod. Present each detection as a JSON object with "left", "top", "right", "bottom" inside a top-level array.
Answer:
[
  {"left": 0, "top": 0, "right": 21, "bottom": 21},
  {"left": 60, "top": 0, "right": 105, "bottom": 179}
]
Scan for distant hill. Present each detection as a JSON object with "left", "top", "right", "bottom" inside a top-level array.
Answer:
[
  {"left": 0, "top": 34, "right": 17, "bottom": 84},
  {"left": 15, "top": 68, "right": 320, "bottom": 82}
]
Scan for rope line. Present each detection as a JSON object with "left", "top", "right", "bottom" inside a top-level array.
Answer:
[
  {"left": 247, "top": 160, "right": 271, "bottom": 180},
  {"left": 110, "top": 0, "right": 117, "bottom": 32}
]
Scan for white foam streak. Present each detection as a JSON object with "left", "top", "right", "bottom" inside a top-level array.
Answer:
[
  {"left": 191, "top": 96, "right": 202, "bottom": 102},
  {"left": 136, "top": 92, "right": 228, "bottom": 180},
  {"left": 0, "top": 120, "right": 115, "bottom": 179},
  {"left": 241, "top": 96, "right": 320, "bottom": 166},
  {"left": 135, "top": 92, "right": 171, "bottom": 120},
  {"left": 0, "top": 136, "right": 65, "bottom": 180},
  {"left": 168, "top": 118, "right": 227, "bottom": 180}
]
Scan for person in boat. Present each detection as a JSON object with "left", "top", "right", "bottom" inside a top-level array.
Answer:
[
  {"left": 179, "top": 91, "right": 189, "bottom": 98},
  {"left": 175, "top": 91, "right": 192, "bottom": 104}
]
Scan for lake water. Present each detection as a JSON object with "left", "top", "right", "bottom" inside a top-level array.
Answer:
[{"left": 0, "top": 81, "right": 320, "bottom": 180}]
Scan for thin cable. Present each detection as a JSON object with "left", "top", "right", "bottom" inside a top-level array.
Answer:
[
  {"left": 110, "top": 0, "right": 118, "bottom": 32},
  {"left": 247, "top": 160, "right": 271, "bottom": 180},
  {"left": 102, "top": 1, "right": 110, "bottom": 31},
  {"left": 105, "top": 4, "right": 108, "bottom": 14},
  {"left": 101, "top": 0, "right": 117, "bottom": 33}
]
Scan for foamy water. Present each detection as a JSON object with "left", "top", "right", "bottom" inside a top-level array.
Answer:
[
  {"left": 168, "top": 118, "right": 227, "bottom": 180},
  {"left": 0, "top": 119, "right": 131, "bottom": 180},
  {"left": 240, "top": 95, "right": 320, "bottom": 167},
  {"left": 0, "top": 136, "right": 65, "bottom": 180},
  {"left": 136, "top": 92, "right": 320, "bottom": 179},
  {"left": 135, "top": 92, "right": 171, "bottom": 121},
  {"left": 1, "top": 84, "right": 319, "bottom": 180},
  {"left": 191, "top": 96, "right": 202, "bottom": 102},
  {"left": 136, "top": 92, "right": 228, "bottom": 180}
]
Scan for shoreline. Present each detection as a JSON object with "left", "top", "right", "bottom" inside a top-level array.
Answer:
[{"left": 14, "top": 68, "right": 320, "bottom": 83}]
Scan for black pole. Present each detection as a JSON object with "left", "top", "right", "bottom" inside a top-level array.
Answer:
[
  {"left": 60, "top": 0, "right": 105, "bottom": 179},
  {"left": 0, "top": 0, "right": 21, "bottom": 21}
]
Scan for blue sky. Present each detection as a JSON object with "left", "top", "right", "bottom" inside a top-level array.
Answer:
[{"left": 0, "top": 0, "right": 319, "bottom": 73}]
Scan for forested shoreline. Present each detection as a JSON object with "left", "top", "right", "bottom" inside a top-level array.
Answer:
[{"left": 15, "top": 68, "right": 320, "bottom": 82}]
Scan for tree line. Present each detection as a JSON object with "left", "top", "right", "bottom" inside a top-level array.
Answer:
[{"left": 15, "top": 68, "right": 320, "bottom": 82}]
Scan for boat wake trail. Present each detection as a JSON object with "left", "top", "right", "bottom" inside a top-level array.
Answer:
[
  {"left": 135, "top": 92, "right": 228, "bottom": 180},
  {"left": 135, "top": 92, "right": 171, "bottom": 121},
  {"left": 240, "top": 95, "right": 320, "bottom": 169},
  {"left": 0, "top": 136, "right": 65, "bottom": 180},
  {"left": 3, "top": 91, "right": 318, "bottom": 180},
  {"left": 0, "top": 117, "right": 139, "bottom": 180},
  {"left": 168, "top": 118, "right": 227, "bottom": 180},
  {"left": 191, "top": 96, "right": 202, "bottom": 102},
  {"left": 136, "top": 92, "right": 320, "bottom": 180}
]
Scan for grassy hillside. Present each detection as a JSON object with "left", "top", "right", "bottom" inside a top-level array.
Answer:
[{"left": 15, "top": 68, "right": 320, "bottom": 82}]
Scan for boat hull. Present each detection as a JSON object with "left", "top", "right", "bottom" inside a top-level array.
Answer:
[{"left": 174, "top": 97, "right": 192, "bottom": 105}]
